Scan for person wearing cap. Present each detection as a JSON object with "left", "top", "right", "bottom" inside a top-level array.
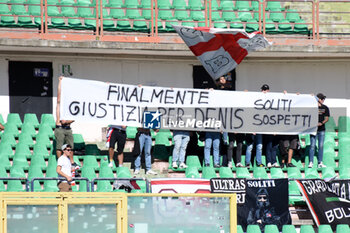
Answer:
[
  {"left": 56, "top": 144, "right": 74, "bottom": 192},
  {"left": 308, "top": 93, "right": 329, "bottom": 168}
]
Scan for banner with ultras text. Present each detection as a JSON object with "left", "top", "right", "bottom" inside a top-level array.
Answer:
[{"left": 60, "top": 77, "right": 318, "bottom": 134}]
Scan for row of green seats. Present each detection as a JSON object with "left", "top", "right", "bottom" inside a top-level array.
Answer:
[{"left": 0, "top": 113, "right": 55, "bottom": 128}]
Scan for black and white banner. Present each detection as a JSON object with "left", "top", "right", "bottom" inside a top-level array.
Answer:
[
  {"left": 211, "top": 178, "right": 290, "bottom": 231},
  {"left": 297, "top": 179, "right": 350, "bottom": 230},
  {"left": 60, "top": 77, "right": 318, "bottom": 134}
]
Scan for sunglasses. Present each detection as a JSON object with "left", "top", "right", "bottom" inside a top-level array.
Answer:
[
  {"left": 258, "top": 196, "right": 267, "bottom": 201},
  {"left": 65, "top": 149, "right": 73, "bottom": 151}
]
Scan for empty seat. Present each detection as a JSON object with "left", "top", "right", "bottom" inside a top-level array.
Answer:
[
  {"left": 190, "top": 7, "right": 205, "bottom": 21},
  {"left": 266, "top": 1, "right": 283, "bottom": 11},
  {"left": 264, "top": 225, "right": 279, "bottom": 233},
  {"left": 30, "top": 153, "right": 47, "bottom": 169},
  {"left": 99, "top": 166, "right": 114, "bottom": 178},
  {"left": 35, "top": 133, "right": 52, "bottom": 148},
  {"left": 116, "top": 166, "right": 132, "bottom": 178},
  {"left": 3, "top": 123, "right": 20, "bottom": 137},
  {"left": 21, "top": 123, "right": 37, "bottom": 137},
  {"left": 304, "top": 168, "right": 319, "bottom": 179},
  {"left": 6, "top": 113, "right": 22, "bottom": 128},
  {"left": 83, "top": 155, "right": 99, "bottom": 169},
  {"left": 318, "top": 225, "right": 333, "bottom": 233},
  {"left": 247, "top": 225, "right": 262, "bottom": 233},
  {"left": 0, "top": 142, "right": 14, "bottom": 159},
  {"left": 85, "top": 144, "right": 100, "bottom": 155},
  {"left": 321, "top": 167, "right": 336, "bottom": 179},
  {"left": 188, "top": 0, "right": 203, "bottom": 9},
  {"left": 336, "top": 224, "right": 350, "bottom": 233},
  {"left": 202, "top": 166, "right": 216, "bottom": 179},
  {"left": 40, "top": 114, "right": 56, "bottom": 128},
  {"left": 236, "top": 167, "right": 251, "bottom": 178},
  {"left": 23, "top": 113, "right": 40, "bottom": 128},
  {"left": 185, "top": 166, "right": 200, "bottom": 178},
  {"left": 18, "top": 132, "right": 35, "bottom": 147},
  {"left": 219, "top": 166, "right": 234, "bottom": 178},
  {"left": 245, "top": 19, "right": 259, "bottom": 32},
  {"left": 10, "top": 165, "right": 26, "bottom": 178},
  {"left": 269, "top": 10, "right": 284, "bottom": 22},
  {"left": 234, "top": 0, "right": 250, "bottom": 10},
  {"left": 174, "top": 6, "right": 189, "bottom": 20},
  {"left": 126, "top": 126, "right": 137, "bottom": 139},
  {"left": 253, "top": 166, "right": 268, "bottom": 178},
  {"left": 38, "top": 123, "right": 54, "bottom": 138},
  {"left": 96, "top": 180, "right": 113, "bottom": 192},
  {"left": 300, "top": 225, "right": 315, "bottom": 233},
  {"left": 282, "top": 225, "right": 297, "bottom": 233},
  {"left": 7, "top": 180, "right": 26, "bottom": 192},
  {"left": 270, "top": 167, "right": 284, "bottom": 178}
]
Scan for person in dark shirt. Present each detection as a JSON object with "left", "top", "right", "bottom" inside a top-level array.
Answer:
[{"left": 308, "top": 93, "right": 330, "bottom": 168}]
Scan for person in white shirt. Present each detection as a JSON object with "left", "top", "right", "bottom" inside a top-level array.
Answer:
[{"left": 56, "top": 144, "right": 73, "bottom": 192}]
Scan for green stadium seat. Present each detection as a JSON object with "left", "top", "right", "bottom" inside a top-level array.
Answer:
[
  {"left": 185, "top": 155, "right": 202, "bottom": 170},
  {"left": 285, "top": 9, "right": 299, "bottom": 23},
  {"left": 339, "top": 167, "right": 350, "bottom": 179},
  {"left": 211, "top": 10, "right": 221, "bottom": 21},
  {"left": 288, "top": 180, "right": 302, "bottom": 204},
  {"left": 0, "top": 142, "right": 14, "bottom": 159},
  {"left": 318, "top": 225, "right": 333, "bottom": 233},
  {"left": 35, "top": 133, "right": 52, "bottom": 148},
  {"left": 214, "top": 20, "right": 227, "bottom": 28},
  {"left": 282, "top": 225, "right": 297, "bottom": 233},
  {"left": 83, "top": 155, "right": 99, "bottom": 169},
  {"left": 23, "top": 113, "right": 40, "bottom": 128},
  {"left": 77, "top": 1, "right": 93, "bottom": 18},
  {"left": 7, "top": 180, "right": 25, "bottom": 192},
  {"left": 245, "top": 19, "right": 259, "bottom": 32},
  {"left": 323, "top": 156, "right": 336, "bottom": 169},
  {"left": 221, "top": 2, "right": 235, "bottom": 21},
  {"left": 126, "top": 126, "right": 137, "bottom": 139},
  {"left": 30, "top": 153, "right": 47, "bottom": 169},
  {"left": 21, "top": 123, "right": 37, "bottom": 137},
  {"left": 110, "top": 5, "right": 125, "bottom": 18},
  {"left": 237, "top": 225, "right": 244, "bottom": 233},
  {"left": 125, "top": 4, "right": 141, "bottom": 19},
  {"left": 13, "top": 153, "right": 29, "bottom": 170},
  {"left": 85, "top": 144, "right": 100, "bottom": 155},
  {"left": 46, "top": 162, "right": 58, "bottom": 177},
  {"left": 81, "top": 166, "right": 97, "bottom": 180},
  {"left": 269, "top": 10, "right": 284, "bottom": 22},
  {"left": 140, "top": 0, "right": 151, "bottom": 8},
  {"left": 264, "top": 225, "right": 279, "bottom": 233},
  {"left": 0, "top": 153, "right": 11, "bottom": 170},
  {"left": 0, "top": 133, "right": 17, "bottom": 148},
  {"left": 336, "top": 224, "right": 350, "bottom": 233},
  {"left": 158, "top": 6, "right": 173, "bottom": 20},
  {"left": 73, "top": 133, "right": 85, "bottom": 151},
  {"left": 116, "top": 166, "right": 132, "bottom": 178},
  {"left": 251, "top": 0, "right": 261, "bottom": 11},
  {"left": 304, "top": 168, "right": 319, "bottom": 179},
  {"left": 253, "top": 166, "right": 268, "bottom": 178},
  {"left": 266, "top": 1, "right": 283, "bottom": 11},
  {"left": 190, "top": 7, "right": 205, "bottom": 21},
  {"left": 247, "top": 225, "right": 261, "bottom": 233},
  {"left": 158, "top": 0, "right": 171, "bottom": 8},
  {"left": 174, "top": 6, "right": 189, "bottom": 20},
  {"left": 235, "top": 0, "right": 251, "bottom": 10},
  {"left": 238, "top": 8, "right": 252, "bottom": 22},
  {"left": 10, "top": 165, "right": 26, "bottom": 178},
  {"left": 43, "top": 180, "right": 59, "bottom": 192},
  {"left": 96, "top": 180, "right": 113, "bottom": 192},
  {"left": 38, "top": 123, "right": 54, "bottom": 138},
  {"left": 207, "top": 0, "right": 219, "bottom": 10},
  {"left": 99, "top": 166, "right": 114, "bottom": 178},
  {"left": 188, "top": 0, "right": 203, "bottom": 9},
  {"left": 219, "top": 166, "right": 234, "bottom": 178},
  {"left": 338, "top": 116, "right": 350, "bottom": 133},
  {"left": 40, "top": 114, "right": 56, "bottom": 129},
  {"left": 278, "top": 19, "right": 292, "bottom": 33},
  {"left": 321, "top": 167, "right": 336, "bottom": 179},
  {"left": 165, "top": 20, "right": 179, "bottom": 32},
  {"left": 300, "top": 225, "right": 315, "bottom": 233},
  {"left": 202, "top": 166, "right": 217, "bottom": 179},
  {"left": 287, "top": 166, "right": 302, "bottom": 178},
  {"left": 270, "top": 167, "right": 286, "bottom": 179},
  {"left": 264, "top": 19, "right": 277, "bottom": 33},
  {"left": 3, "top": 123, "right": 19, "bottom": 136},
  {"left": 293, "top": 19, "right": 308, "bottom": 34},
  {"left": 185, "top": 166, "right": 200, "bottom": 178},
  {"left": 124, "top": 0, "right": 138, "bottom": 6},
  {"left": 182, "top": 21, "right": 196, "bottom": 27},
  {"left": 28, "top": 165, "right": 44, "bottom": 191},
  {"left": 230, "top": 19, "right": 244, "bottom": 29},
  {"left": 33, "top": 143, "right": 50, "bottom": 158},
  {"left": 236, "top": 167, "right": 251, "bottom": 178},
  {"left": 18, "top": 132, "right": 34, "bottom": 147}
]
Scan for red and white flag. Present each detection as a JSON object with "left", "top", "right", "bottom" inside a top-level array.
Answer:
[{"left": 173, "top": 25, "right": 272, "bottom": 80}]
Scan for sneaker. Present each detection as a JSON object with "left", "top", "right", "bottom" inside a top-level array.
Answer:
[
  {"left": 280, "top": 163, "right": 285, "bottom": 168},
  {"left": 287, "top": 163, "right": 296, "bottom": 167},
  {"left": 236, "top": 163, "right": 243, "bottom": 167},
  {"left": 108, "top": 162, "right": 114, "bottom": 168},
  {"left": 228, "top": 162, "right": 232, "bottom": 168},
  {"left": 204, "top": 163, "right": 210, "bottom": 167},
  {"left": 214, "top": 164, "right": 220, "bottom": 168},
  {"left": 172, "top": 162, "right": 178, "bottom": 169},
  {"left": 258, "top": 164, "right": 265, "bottom": 168},
  {"left": 72, "top": 162, "right": 80, "bottom": 170},
  {"left": 272, "top": 162, "right": 279, "bottom": 167},
  {"left": 245, "top": 164, "right": 250, "bottom": 169},
  {"left": 318, "top": 162, "right": 327, "bottom": 168},
  {"left": 179, "top": 163, "right": 188, "bottom": 169},
  {"left": 267, "top": 163, "right": 272, "bottom": 168},
  {"left": 134, "top": 169, "right": 140, "bottom": 175},
  {"left": 308, "top": 162, "right": 313, "bottom": 168},
  {"left": 146, "top": 170, "right": 158, "bottom": 175}
]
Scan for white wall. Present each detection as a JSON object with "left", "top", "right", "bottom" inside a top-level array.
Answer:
[{"left": 0, "top": 56, "right": 349, "bottom": 141}]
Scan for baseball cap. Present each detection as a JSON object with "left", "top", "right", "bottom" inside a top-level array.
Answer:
[
  {"left": 317, "top": 93, "right": 326, "bottom": 100},
  {"left": 261, "top": 84, "right": 270, "bottom": 91},
  {"left": 61, "top": 144, "right": 71, "bottom": 151}
]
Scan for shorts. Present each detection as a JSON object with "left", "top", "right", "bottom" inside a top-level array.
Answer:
[
  {"left": 58, "top": 182, "right": 72, "bottom": 192},
  {"left": 55, "top": 127, "right": 74, "bottom": 151},
  {"left": 109, "top": 129, "right": 126, "bottom": 155}
]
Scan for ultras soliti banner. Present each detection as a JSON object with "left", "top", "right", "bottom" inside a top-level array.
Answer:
[
  {"left": 297, "top": 179, "right": 350, "bottom": 230},
  {"left": 60, "top": 77, "right": 318, "bottom": 134},
  {"left": 210, "top": 178, "right": 291, "bottom": 231}
]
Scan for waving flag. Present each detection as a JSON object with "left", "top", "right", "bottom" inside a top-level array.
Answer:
[{"left": 173, "top": 25, "right": 272, "bottom": 80}]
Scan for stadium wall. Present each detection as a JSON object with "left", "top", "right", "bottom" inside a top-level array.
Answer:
[{"left": 0, "top": 51, "right": 349, "bottom": 141}]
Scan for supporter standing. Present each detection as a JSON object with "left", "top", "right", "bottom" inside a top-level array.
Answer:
[
  {"left": 204, "top": 131, "right": 221, "bottom": 167},
  {"left": 134, "top": 128, "right": 158, "bottom": 175},
  {"left": 172, "top": 130, "right": 190, "bottom": 169},
  {"left": 106, "top": 125, "right": 127, "bottom": 167},
  {"left": 56, "top": 144, "right": 73, "bottom": 192},
  {"left": 308, "top": 93, "right": 329, "bottom": 168},
  {"left": 227, "top": 133, "right": 245, "bottom": 168},
  {"left": 55, "top": 77, "right": 77, "bottom": 168},
  {"left": 278, "top": 135, "right": 297, "bottom": 168}
]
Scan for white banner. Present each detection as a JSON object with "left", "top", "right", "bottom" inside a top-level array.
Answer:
[
  {"left": 60, "top": 77, "right": 318, "bottom": 134},
  {"left": 150, "top": 178, "right": 211, "bottom": 193}
]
